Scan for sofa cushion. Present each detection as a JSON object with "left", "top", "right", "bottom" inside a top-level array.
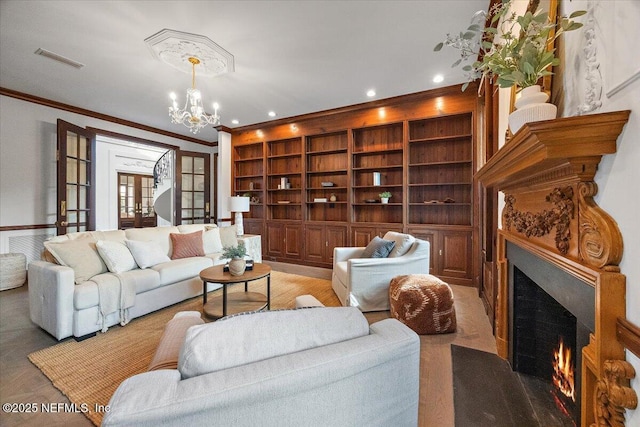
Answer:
[
  {"left": 177, "top": 224, "right": 208, "bottom": 234},
  {"left": 96, "top": 240, "right": 138, "bottom": 273},
  {"left": 74, "top": 269, "right": 161, "bottom": 310},
  {"left": 383, "top": 232, "right": 416, "bottom": 258},
  {"left": 361, "top": 236, "right": 396, "bottom": 258},
  {"left": 151, "top": 257, "right": 213, "bottom": 286},
  {"left": 203, "top": 227, "right": 223, "bottom": 254},
  {"left": 126, "top": 240, "right": 171, "bottom": 269},
  {"left": 217, "top": 225, "right": 238, "bottom": 248},
  {"left": 178, "top": 307, "right": 369, "bottom": 379},
  {"left": 170, "top": 231, "right": 205, "bottom": 260},
  {"left": 125, "top": 226, "right": 179, "bottom": 257},
  {"left": 44, "top": 239, "right": 107, "bottom": 284}
]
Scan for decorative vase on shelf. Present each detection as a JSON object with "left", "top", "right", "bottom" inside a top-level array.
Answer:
[
  {"left": 228, "top": 258, "right": 246, "bottom": 276},
  {"left": 508, "top": 85, "right": 558, "bottom": 134},
  {"left": 380, "top": 197, "right": 389, "bottom": 204}
]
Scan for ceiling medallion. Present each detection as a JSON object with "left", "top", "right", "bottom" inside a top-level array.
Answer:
[{"left": 144, "top": 29, "right": 234, "bottom": 76}]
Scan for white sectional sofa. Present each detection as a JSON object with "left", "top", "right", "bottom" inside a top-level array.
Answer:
[
  {"left": 28, "top": 224, "right": 261, "bottom": 340},
  {"left": 102, "top": 307, "right": 420, "bottom": 427}
]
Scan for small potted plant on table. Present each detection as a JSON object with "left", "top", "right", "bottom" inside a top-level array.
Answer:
[
  {"left": 379, "top": 191, "right": 392, "bottom": 204},
  {"left": 221, "top": 241, "right": 248, "bottom": 276}
]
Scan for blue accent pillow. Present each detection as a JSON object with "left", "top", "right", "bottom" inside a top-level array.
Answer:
[{"left": 361, "top": 236, "right": 396, "bottom": 258}]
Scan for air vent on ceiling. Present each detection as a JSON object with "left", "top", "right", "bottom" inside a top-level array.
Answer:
[{"left": 34, "top": 48, "right": 85, "bottom": 69}]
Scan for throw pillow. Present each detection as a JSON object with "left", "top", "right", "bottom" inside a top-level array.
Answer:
[
  {"left": 178, "top": 307, "right": 369, "bottom": 379},
  {"left": 217, "top": 225, "right": 238, "bottom": 248},
  {"left": 126, "top": 239, "right": 171, "bottom": 268},
  {"left": 43, "top": 239, "right": 108, "bottom": 284},
  {"left": 361, "top": 236, "right": 396, "bottom": 258},
  {"left": 170, "top": 231, "right": 205, "bottom": 260},
  {"left": 96, "top": 240, "right": 138, "bottom": 273},
  {"left": 383, "top": 231, "right": 416, "bottom": 258},
  {"left": 203, "top": 226, "right": 223, "bottom": 254}
]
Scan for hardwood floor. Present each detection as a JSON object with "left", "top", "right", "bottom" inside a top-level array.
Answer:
[{"left": 0, "top": 266, "right": 496, "bottom": 427}]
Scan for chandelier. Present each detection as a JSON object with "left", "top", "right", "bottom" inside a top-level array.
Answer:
[{"left": 169, "top": 57, "right": 220, "bottom": 134}]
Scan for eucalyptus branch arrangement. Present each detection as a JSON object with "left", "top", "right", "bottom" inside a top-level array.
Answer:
[
  {"left": 434, "top": 0, "right": 585, "bottom": 91},
  {"left": 221, "top": 242, "right": 247, "bottom": 260}
]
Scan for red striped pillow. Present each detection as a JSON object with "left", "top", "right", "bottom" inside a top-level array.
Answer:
[{"left": 170, "top": 231, "right": 205, "bottom": 259}]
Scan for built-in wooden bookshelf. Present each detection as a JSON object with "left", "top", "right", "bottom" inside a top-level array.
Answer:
[
  {"left": 305, "top": 131, "right": 348, "bottom": 222},
  {"left": 233, "top": 142, "right": 264, "bottom": 221},
  {"left": 408, "top": 113, "right": 473, "bottom": 226},
  {"left": 267, "top": 138, "right": 303, "bottom": 221},
  {"left": 352, "top": 123, "right": 403, "bottom": 224},
  {"left": 230, "top": 85, "right": 481, "bottom": 285}
]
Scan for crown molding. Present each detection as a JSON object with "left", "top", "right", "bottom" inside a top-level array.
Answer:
[{"left": 0, "top": 87, "right": 217, "bottom": 147}]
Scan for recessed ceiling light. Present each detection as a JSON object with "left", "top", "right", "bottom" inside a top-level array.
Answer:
[
  {"left": 231, "top": 119, "right": 239, "bottom": 125},
  {"left": 433, "top": 74, "right": 444, "bottom": 83},
  {"left": 268, "top": 111, "right": 276, "bottom": 117},
  {"left": 366, "top": 89, "right": 376, "bottom": 97}
]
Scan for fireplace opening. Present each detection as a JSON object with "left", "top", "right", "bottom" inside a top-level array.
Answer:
[{"left": 513, "top": 266, "right": 579, "bottom": 424}]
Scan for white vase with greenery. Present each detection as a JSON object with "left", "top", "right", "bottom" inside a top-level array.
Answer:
[
  {"left": 222, "top": 242, "right": 248, "bottom": 276},
  {"left": 434, "top": 0, "right": 584, "bottom": 132}
]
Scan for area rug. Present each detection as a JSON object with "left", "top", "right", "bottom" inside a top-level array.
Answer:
[{"left": 28, "top": 271, "right": 338, "bottom": 426}]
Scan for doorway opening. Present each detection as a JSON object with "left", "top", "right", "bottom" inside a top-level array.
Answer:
[{"left": 117, "top": 173, "right": 157, "bottom": 229}]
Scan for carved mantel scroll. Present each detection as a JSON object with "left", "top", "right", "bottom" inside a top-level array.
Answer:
[
  {"left": 476, "top": 111, "right": 632, "bottom": 427},
  {"left": 578, "top": 182, "right": 624, "bottom": 269}
]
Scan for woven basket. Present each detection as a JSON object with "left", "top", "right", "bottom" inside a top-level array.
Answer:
[{"left": 0, "top": 253, "right": 27, "bottom": 290}]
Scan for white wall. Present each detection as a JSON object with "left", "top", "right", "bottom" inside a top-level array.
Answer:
[{"left": 0, "top": 95, "right": 216, "bottom": 253}]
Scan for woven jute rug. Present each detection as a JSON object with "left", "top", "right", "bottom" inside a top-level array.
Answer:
[{"left": 28, "top": 271, "right": 338, "bottom": 426}]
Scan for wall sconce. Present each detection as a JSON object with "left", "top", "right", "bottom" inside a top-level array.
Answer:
[{"left": 228, "top": 196, "right": 250, "bottom": 236}]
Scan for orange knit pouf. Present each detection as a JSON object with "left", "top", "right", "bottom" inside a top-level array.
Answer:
[{"left": 389, "top": 274, "right": 456, "bottom": 335}]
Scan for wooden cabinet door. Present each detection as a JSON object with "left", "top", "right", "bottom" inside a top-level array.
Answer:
[
  {"left": 351, "top": 226, "right": 376, "bottom": 247},
  {"left": 325, "top": 225, "right": 347, "bottom": 263},
  {"left": 440, "top": 230, "right": 472, "bottom": 279},
  {"left": 284, "top": 223, "right": 302, "bottom": 259},
  {"left": 304, "top": 225, "right": 325, "bottom": 263},
  {"left": 266, "top": 222, "right": 284, "bottom": 258},
  {"left": 243, "top": 219, "right": 264, "bottom": 239}
]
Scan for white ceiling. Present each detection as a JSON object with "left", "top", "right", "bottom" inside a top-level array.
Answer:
[{"left": 0, "top": 0, "right": 489, "bottom": 142}]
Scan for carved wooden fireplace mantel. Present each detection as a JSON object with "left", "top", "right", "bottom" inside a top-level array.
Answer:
[{"left": 476, "top": 110, "right": 636, "bottom": 426}]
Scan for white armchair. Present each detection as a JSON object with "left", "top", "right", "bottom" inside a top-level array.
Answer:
[{"left": 331, "top": 232, "right": 430, "bottom": 312}]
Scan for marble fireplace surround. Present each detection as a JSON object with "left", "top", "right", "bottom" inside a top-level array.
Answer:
[{"left": 476, "top": 111, "right": 637, "bottom": 426}]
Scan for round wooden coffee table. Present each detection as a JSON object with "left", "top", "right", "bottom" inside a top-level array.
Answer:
[{"left": 199, "top": 263, "right": 271, "bottom": 319}]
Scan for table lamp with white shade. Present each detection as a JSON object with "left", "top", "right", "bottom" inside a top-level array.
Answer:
[{"left": 229, "top": 196, "right": 250, "bottom": 236}]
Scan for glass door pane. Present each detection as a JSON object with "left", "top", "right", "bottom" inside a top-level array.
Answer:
[{"left": 176, "top": 151, "right": 210, "bottom": 225}]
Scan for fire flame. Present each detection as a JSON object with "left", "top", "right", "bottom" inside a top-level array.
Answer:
[{"left": 552, "top": 338, "right": 575, "bottom": 402}]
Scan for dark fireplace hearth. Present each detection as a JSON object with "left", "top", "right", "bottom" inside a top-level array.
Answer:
[{"left": 507, "top": 242, "right": 595, "bottom": 426}]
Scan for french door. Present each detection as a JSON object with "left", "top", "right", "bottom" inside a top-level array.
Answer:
[
  {"left": 118, "top": 173, "right": 157, "bottom": 229},
  {"left": 176, "top": 151, "right": 211, "bottom": 224},
  {"left": 56, "top": 120, "right": 96, "bottom": 235}
]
